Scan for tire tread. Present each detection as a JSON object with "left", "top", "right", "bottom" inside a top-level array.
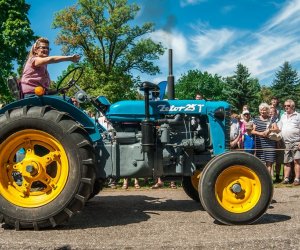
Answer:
[
  {"left": 49, "top": 217, "right": 57, "bottom": 227},
  {"left": 77, "top": 140, "right": 91, "bottom": 148},
  {"left": 33, "top": 221, "right": 39, "bottom": 231},
  {"left": 81, "top": 178, "right": 93, "bottom": 184},
  {"left": 75, "top": 194, "right": 86, "bottom": 203},
  {"left": 64, "top": 208, "right": 74, "bottom": 217},
  {"left": 15, "top": 220, "right": 20, "bottom": 231}
]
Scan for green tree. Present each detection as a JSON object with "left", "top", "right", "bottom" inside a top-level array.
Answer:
[
  {"left": 260, "top": 86, "right": 273, "bottom": 104},
  {"left": 271, "top": 61, "right": 300, "bottom": 106},
  {"left": 175, "top": 69, "right": 224, "bottom": 100},
  {"left": 0, "top": 0, "right": 35, "bottom": 102},
  {"left": 52, "top": 0, "right": 165, "bottom": 102},
  {"left": 223, "top": 63, "right": 261, "bottom": 113}
]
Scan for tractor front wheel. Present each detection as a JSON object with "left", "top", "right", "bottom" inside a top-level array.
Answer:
[{"left": 199, "top": 151, "right": 273, "bottom": 225}]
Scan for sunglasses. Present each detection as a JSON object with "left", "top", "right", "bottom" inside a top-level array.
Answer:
[
  {"left": 37, "top": 46, "right": 50, "bottom": 50},
  {"left": 284, "top": 104, "right": 291, "bottom": 108}
]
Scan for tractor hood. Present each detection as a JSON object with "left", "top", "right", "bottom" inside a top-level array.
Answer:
[{"left": 105, "top": 100, "right": 230, "bottom": 122}]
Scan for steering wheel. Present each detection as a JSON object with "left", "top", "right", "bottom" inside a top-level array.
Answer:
[{"left": 56, "top": 67, "right": 83, "bottom": 93}]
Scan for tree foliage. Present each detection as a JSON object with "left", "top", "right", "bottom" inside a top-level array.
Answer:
[
  {"left": 223, "top": 63, "right": 261, "bottom": 114},
  {"left": 52, "top": 0, "right": 165, "bottom": 102},
  {"left": 259, "top": 86, "right": 273, "bottom": 104},
  {"left": 175, "top": 69, "right": 224, "bottom": 100},
  {"left": 271, "top": 61, "right": 300, "bottom": 106},
  {"left": 0, "top": 0, "right": 35, "bottom": 102}
]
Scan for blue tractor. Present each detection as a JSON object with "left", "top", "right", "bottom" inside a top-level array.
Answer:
[{"left": 0, "top": 67, "right": 273, "bottom": 230}]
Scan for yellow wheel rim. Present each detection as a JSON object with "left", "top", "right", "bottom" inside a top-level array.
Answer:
[
  {"left": 191, "top": 170, "right": 201, "bottom": 191},
  {"left": 0, "top": 129, "right": 69, "bottom": 208},
  {"left": 215, "top": 165, "right": 261, "bottom": 213}
]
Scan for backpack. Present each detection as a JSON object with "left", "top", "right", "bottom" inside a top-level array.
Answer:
[{"left": 7, "top": 76, "right": 23, "bottom": 99}]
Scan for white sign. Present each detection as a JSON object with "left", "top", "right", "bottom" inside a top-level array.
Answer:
[{"left": 158, "top": 104, "right": 204, "bottom": 113}]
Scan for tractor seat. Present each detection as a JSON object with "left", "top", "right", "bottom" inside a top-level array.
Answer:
[
  {"left": 7, "top": 76, "right": 23, "bottom": 100},
  {"left": 139, "top": 81, "right": 160, "bottom": 92}
]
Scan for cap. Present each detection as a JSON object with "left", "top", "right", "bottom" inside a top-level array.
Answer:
[{"left": 242, "top": 110, "right": 250, "bottom": 115}]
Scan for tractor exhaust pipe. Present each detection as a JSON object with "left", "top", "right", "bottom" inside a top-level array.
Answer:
[{"left": 167, "top": 49, "right": 175, "bottom": 100}]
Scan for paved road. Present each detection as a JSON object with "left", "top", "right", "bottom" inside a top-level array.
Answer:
[{"left": 0, "top": 187, "right": 300, "bottom": 249}]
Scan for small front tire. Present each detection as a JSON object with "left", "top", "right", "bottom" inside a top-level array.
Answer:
[{"left": 199, "top": 151, "right": 273, "bottom": 225}]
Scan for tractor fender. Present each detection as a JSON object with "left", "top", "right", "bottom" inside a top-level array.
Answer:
[{"left": 0, "top": 95, "right": 102, "bottom": 143}]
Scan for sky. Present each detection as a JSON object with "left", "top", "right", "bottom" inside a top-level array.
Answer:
[{"left": 26, "top": 0, "right": 300, "bottom": 86}]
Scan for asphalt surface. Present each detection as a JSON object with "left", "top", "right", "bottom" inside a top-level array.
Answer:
[{"left": 0, "top": 186, "right": 300, "bottom": 250}]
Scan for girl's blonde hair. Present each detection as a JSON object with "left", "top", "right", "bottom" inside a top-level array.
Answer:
[
  {"left": 22, "top": 37, "right": 50, "bottom": 74},
  {"left": 28, "top": 37, "right": 49, "bottom": 57}
]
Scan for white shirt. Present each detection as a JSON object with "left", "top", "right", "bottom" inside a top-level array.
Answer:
[
  {"left": 98, "top": 116, "right": 112, "bottom": 130},
  {"left": 230, "top": 119, "right": 240, "bottom": 141},
  {"left": 278, "top": 111, "right": 300, "bottom": 143}
]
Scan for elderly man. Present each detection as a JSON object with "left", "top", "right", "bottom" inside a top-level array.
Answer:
[{"left": 278, "top": 99, "right": 300, "bottom": 185}]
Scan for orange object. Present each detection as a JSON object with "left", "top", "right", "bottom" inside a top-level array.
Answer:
[{"left": 34, "top": 86, "right": 45, "bottom": 96}]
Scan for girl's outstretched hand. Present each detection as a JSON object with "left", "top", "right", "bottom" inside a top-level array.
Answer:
[{"left": 71, "top": 54, "right": 81, "bottom": 63}]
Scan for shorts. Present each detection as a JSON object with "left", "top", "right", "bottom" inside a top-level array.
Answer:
[{"left": 283, "top": 142, "right": 300, "bottom": 164}]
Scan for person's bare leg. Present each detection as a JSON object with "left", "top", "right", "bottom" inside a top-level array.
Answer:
[
  {"left": 293, "top": 159, "right": 300, "bottom": 185},
  {"left": 282, "top": 163, "right": 291, "bottom": 183},
  {"left": 122, "top": 178, "right": 129, "bottom": 189},
  {"left": 266, "top": 162, "right": 273, "bottom": 175},
  {"left": 275, "top": 162, "right": 282, "bottom": 180},
  {"left": 151, "top": 177, "right": 164, "bottom": 189},
  {"left": 134, "top": 178, "right": 140, "bottom": 189}
]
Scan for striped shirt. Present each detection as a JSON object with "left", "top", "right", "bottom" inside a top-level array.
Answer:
[{"left": 253, "top": 117, "right": 276, "bottom": 163}]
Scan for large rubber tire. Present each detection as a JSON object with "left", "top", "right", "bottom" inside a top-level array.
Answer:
[
  {"left": 182, "top": 170, "right": 201, "bottom": 202},
  {"left": 0, "top": 106, "right": 96, "bottom": 230},
  {"left": 88, "top": 178, "right": 104, "bottom": 200},
  {"left": 199, "top": 151, "right": 273, "bottom": 225}
]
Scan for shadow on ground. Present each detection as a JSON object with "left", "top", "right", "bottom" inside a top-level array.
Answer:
[{"left": 64, "top": 194, "right": 202, "bottom": 230}]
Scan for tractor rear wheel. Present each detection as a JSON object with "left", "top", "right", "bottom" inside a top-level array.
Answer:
[
  {"left": 0, "top": 106, "right": 96, "bottom": 230},
  {"left": 88, "top": 179, "right": 104, "bottom": 200},
  {"left": 199, "top": 151, "right": 273, "bottom": 225}
]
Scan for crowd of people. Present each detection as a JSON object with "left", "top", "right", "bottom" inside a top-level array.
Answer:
[{"left": 230, "top": 97, "right": 300, "bottom": 186}]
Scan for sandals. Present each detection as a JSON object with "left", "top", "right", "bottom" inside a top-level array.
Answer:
[
  {"left": 293, "top": 179, "right": 300, "bottom": 186},
  {"left": 110, "top": 183, "right": 117, "bottom": 189},
  {"left": 170, "top": 182, "right": 177, "bottom": 189},
  {"left": 151, "top": 183, "right": 163, "bottom": 189},
  {"left": 281, "top": 177, "right": 290, "bottom": 184},
  {"left": 122, "top": 183, "right": 140, "bottom": 189}
]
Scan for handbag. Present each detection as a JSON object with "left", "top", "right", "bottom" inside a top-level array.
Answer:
[{"left": 268, "top": 132, "right": 282, "bottom": 141}]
